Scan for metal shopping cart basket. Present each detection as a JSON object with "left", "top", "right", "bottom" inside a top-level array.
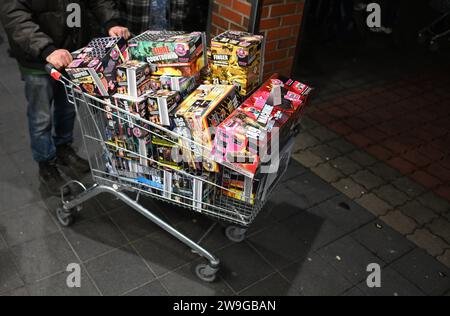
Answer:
[{"left": 46, "top": 65, "right": 298, "bottom": 282}]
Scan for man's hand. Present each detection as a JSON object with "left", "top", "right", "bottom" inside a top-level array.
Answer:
[
  {"left": 46, "top": 49, "right": 73, "bottom": 69},
  {"left": 108, "top": 26, "right": 131, "bottom": 40}
]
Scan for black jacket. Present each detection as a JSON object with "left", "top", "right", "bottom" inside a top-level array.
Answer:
[{"left": 0, "top": 0, "right": 121, "bottom": 70}]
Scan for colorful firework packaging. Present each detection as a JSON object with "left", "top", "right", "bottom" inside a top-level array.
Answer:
[
  {"left": 115, "top": 60, "right": 154, "bottom": 98},
  {"left": 129, "top": 31, "right": 204, "bottom": 64},
  {"left": 210, "top": 31, "right": 264, "bottom": 96},
  {"left": 66, "top": 37, "right": 128, "bottom": 96},
  {"left": 174, "top": 85, "right": 240, "bottom": 173},
  {"left": 213, "top": 75, "right": 312, "bottom": 178}
]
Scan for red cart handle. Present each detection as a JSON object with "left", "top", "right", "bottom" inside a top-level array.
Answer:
[{"left": 45, "top": 64, "right": 62, "bottom": 81}]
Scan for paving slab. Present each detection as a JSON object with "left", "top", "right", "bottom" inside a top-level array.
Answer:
[
  {"left": 351, "top": 221, "right": 415, "bottom": 264},
  {"left": 307, "top": 195, "right": 375, "bottom": 233},
  {"left": 399, "top": 201, "right": 439, "bottom": 226},
  {"left": 160, "top": 262, "right": 234, "bottom": 296},
  {"left": 0, "top": 202, "right": 59, "bottom": 247},
  {"left": 280, "top": 254, "right": 353, "bottom": 296},
  {"left": 317, "top": 236, "right": 385, "bottom": 284},
  {"left": 26, "top": 268, "right": 99, "bottom": 296},
  {"left": 125, "top": 280, "right": 169, "bottom": 296},
  {"left": 355, "top": 267, "right": 425, "bottom": 296},
  {"left": 62, "top": 215, "right": 128, "bottom": 262},
  {"left": 391, "top": 248, "right": 450, "bottom": 296},
  {"left": 355, "top": 193, "right": 392, "bottom": 217},
  {"left": 132, "top": 230, "right": 199, "bottom": 278},
  {"left": 284, "top": 171, "right": 340, "bottom": 209},
  {"left": 0, "top": 249, "right": 24, "bottom": 295},
  {"left": 10, "top": 232, "right": 78, "bottom": 283},
  {"left": 239, "top": 273, "right": 295, "bottom": 296},
  {"left": 215, "top": 242, "right": 275, "bottom": 293}
]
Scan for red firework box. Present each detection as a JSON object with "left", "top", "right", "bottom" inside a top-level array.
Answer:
[
  {"left": 66, "top": 37, "right": 128, "bottom": 97},
  {"left": 213, "top": 74, "right": 312, "bottom": 178}
]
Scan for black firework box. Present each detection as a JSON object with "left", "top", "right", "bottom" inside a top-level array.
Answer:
[{"left": 66, "top": 37, "right": 128, "bottom": 97}]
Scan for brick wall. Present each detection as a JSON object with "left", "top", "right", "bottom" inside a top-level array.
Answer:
[
  {"left": 210, "top": 0, "right": 253, "bottom": 36},
  {"left": 209, "top": 0, "right": 305, "bottom": 78}
]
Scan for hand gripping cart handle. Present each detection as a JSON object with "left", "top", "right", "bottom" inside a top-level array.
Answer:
[{"left": 45, "top": 64, "right": 221, "bottom": 282}]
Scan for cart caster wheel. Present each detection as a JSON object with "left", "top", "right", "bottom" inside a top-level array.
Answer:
[
  {"left": 56, "top": 208, "right": 75, "bottom": 227},
  {"left": 195, "top": 264, "right": 218, "bottom": 283},
  {"left": 429, "top": 41, "right": 439, "bottom": 52},
  {"left": 225, "top": 226, "right": 247, "bottom": 243}
]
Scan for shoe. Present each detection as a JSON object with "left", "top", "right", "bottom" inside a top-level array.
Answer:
[
  {"left": 39, "top": 161, "right": 71, "bottom": 197},
  {"left": 56, "top": 144, "right": 91, "bottom": 174}
]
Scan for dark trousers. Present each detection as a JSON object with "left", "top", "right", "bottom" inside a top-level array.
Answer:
[{"left": 23, "top": 74, "right": 75, "bottom": 163}]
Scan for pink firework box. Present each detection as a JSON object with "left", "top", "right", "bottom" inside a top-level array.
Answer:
[
  {"left": 66, "top": 37, "right": 128, "bottom": 97},
  {"left": 213, "top": 74, "right": 311, "bottom": 178}
]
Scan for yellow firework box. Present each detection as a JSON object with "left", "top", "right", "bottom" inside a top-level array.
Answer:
[
  {"left": 174, "top": 85, "right": 239, "bottom": 172},
  {"left": 210, "top": 31, "right": 264, "bottom": 96}
]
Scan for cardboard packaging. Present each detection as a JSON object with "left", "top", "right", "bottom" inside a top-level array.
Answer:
[
  {"left": 211, "top": 31, "right": 263, "bottom": 68},
  {"left": 66, "top": 37, "right": 128, "bottom": 96},
  {"left": 174, "top": 85, "right": 240, "bottom": 172},
  {"left": 104, "top": 98, "right": 152, "bottom": 167},
  {"left": 129, "top": 31, "right": 204, "bottom": 64},
  {"left": 115, "top": 60, "right": 153, "bottom": 98},
  {"left": 210, "top": 31, "right": 264, "bottom": 96},
  {"left": 210, "top": 60, "right": 261, "bottom": 96},
  {"left": 213, "top": 75, "right": 312, "bottom": 178},
  {"left": 146, "top": 89, "right": 181, "bottom": 126},
  {"left": 159, "top": 75, "right": 197, "bottom": 98},
  {"left": 150, "top": 56, "right": 206, "bottom": 77},
  {"left": 150, "top": 135, "right": 184, "bottom": 170}
]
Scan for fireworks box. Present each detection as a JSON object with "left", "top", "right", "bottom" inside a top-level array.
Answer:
[
  {"left": 150, "top": 56, "right": 206, "bottom": 77},
  {"left": 220, "top": 169, "right": 256, "bottom": 205},
  {"left": 213, "top": 75, "right": 312, "bottom": 178},
  {"left": 211, "top": 31, "right": 263, "bottom": 68},
  {"left": 210, "top": 31, "right": 263, "bottom": 96},
  {"left": 129, "top": 31, "right": 204, "bottom": 64},
  {"left": 174, "top": 85, "right": 239, "bottom": 172},
  {"left": 104, "top": 98, "right": 152, "bottom": 167},
  {"left": 210, "top": 60, "right": 261, "bottom": 97},
  {"left": 159, "top": 75, "right": 197, "bottom": 98},
  {"left": 66, "top": 37, "right": 128, "bottom": 96},
  {"left": 166, "top": 171, "right": 215, "bottom": 211},
  {"left": 150, "top": 135, "right": 184, "bottom": 170},
  {"left": 146, "top": 89, "right": 181, "bottom": 126},
  {"left": 115, "top": 60, "right": 154, "bottom": 99}
]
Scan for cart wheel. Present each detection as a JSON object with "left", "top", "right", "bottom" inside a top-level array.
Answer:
[
  {"left": 225, "top": 226, "right": 247, "bottom": 243},
  {"left": 418, "top": 32, "right": 427, "bottom": 45},
  {"left": 56, "top": 207, "right": 75, "bottom": 227},
  {"left": 430, "top": 41, "right": 440, "bottom": 52},
  {"left": 195, "top": 263, "right": 218, "bottom": 283}
]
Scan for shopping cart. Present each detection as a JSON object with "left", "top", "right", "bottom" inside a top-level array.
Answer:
[
  {"left": 418, "top": 0, "right": 450, "bottom": 51},
  {"left": 45, "top": 65, "right": 299, "bottom": 282}
]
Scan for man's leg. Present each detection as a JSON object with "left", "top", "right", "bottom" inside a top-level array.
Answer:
[
  {"left": 53, "top": 80, "right": 90, "bottom": 174},
  {"left": 24, "top": 74, "right": 70, "bottom": 196},
  {"left": 53, "top": 80, "right": 75, "bottom": 147}
]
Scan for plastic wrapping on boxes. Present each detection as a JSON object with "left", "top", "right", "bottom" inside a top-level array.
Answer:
[
  {"left": 213, "top": 75, "right": 312, "bottom": 178},
  {"left": 66, "top": 37, "right": 128, "bottom": 96},
  {"left": 210, "top": 31, "right": 264, "bottom": 96},
  {"left": 173, "top": 85, "right": 239, "bottom": 172}
]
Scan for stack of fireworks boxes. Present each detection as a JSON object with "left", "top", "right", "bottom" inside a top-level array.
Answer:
[
  {"left": 65, "top": 31, "right": 312, "bottom": 209},
  {"left": 213, "top": 74, "right": 312, "bottom": 204},
  {"left": 209, "top": 31, "right": 264, "bottom": 97},
  {"left": 123, "top": 31, "right": 209, "bottom": 206}
]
